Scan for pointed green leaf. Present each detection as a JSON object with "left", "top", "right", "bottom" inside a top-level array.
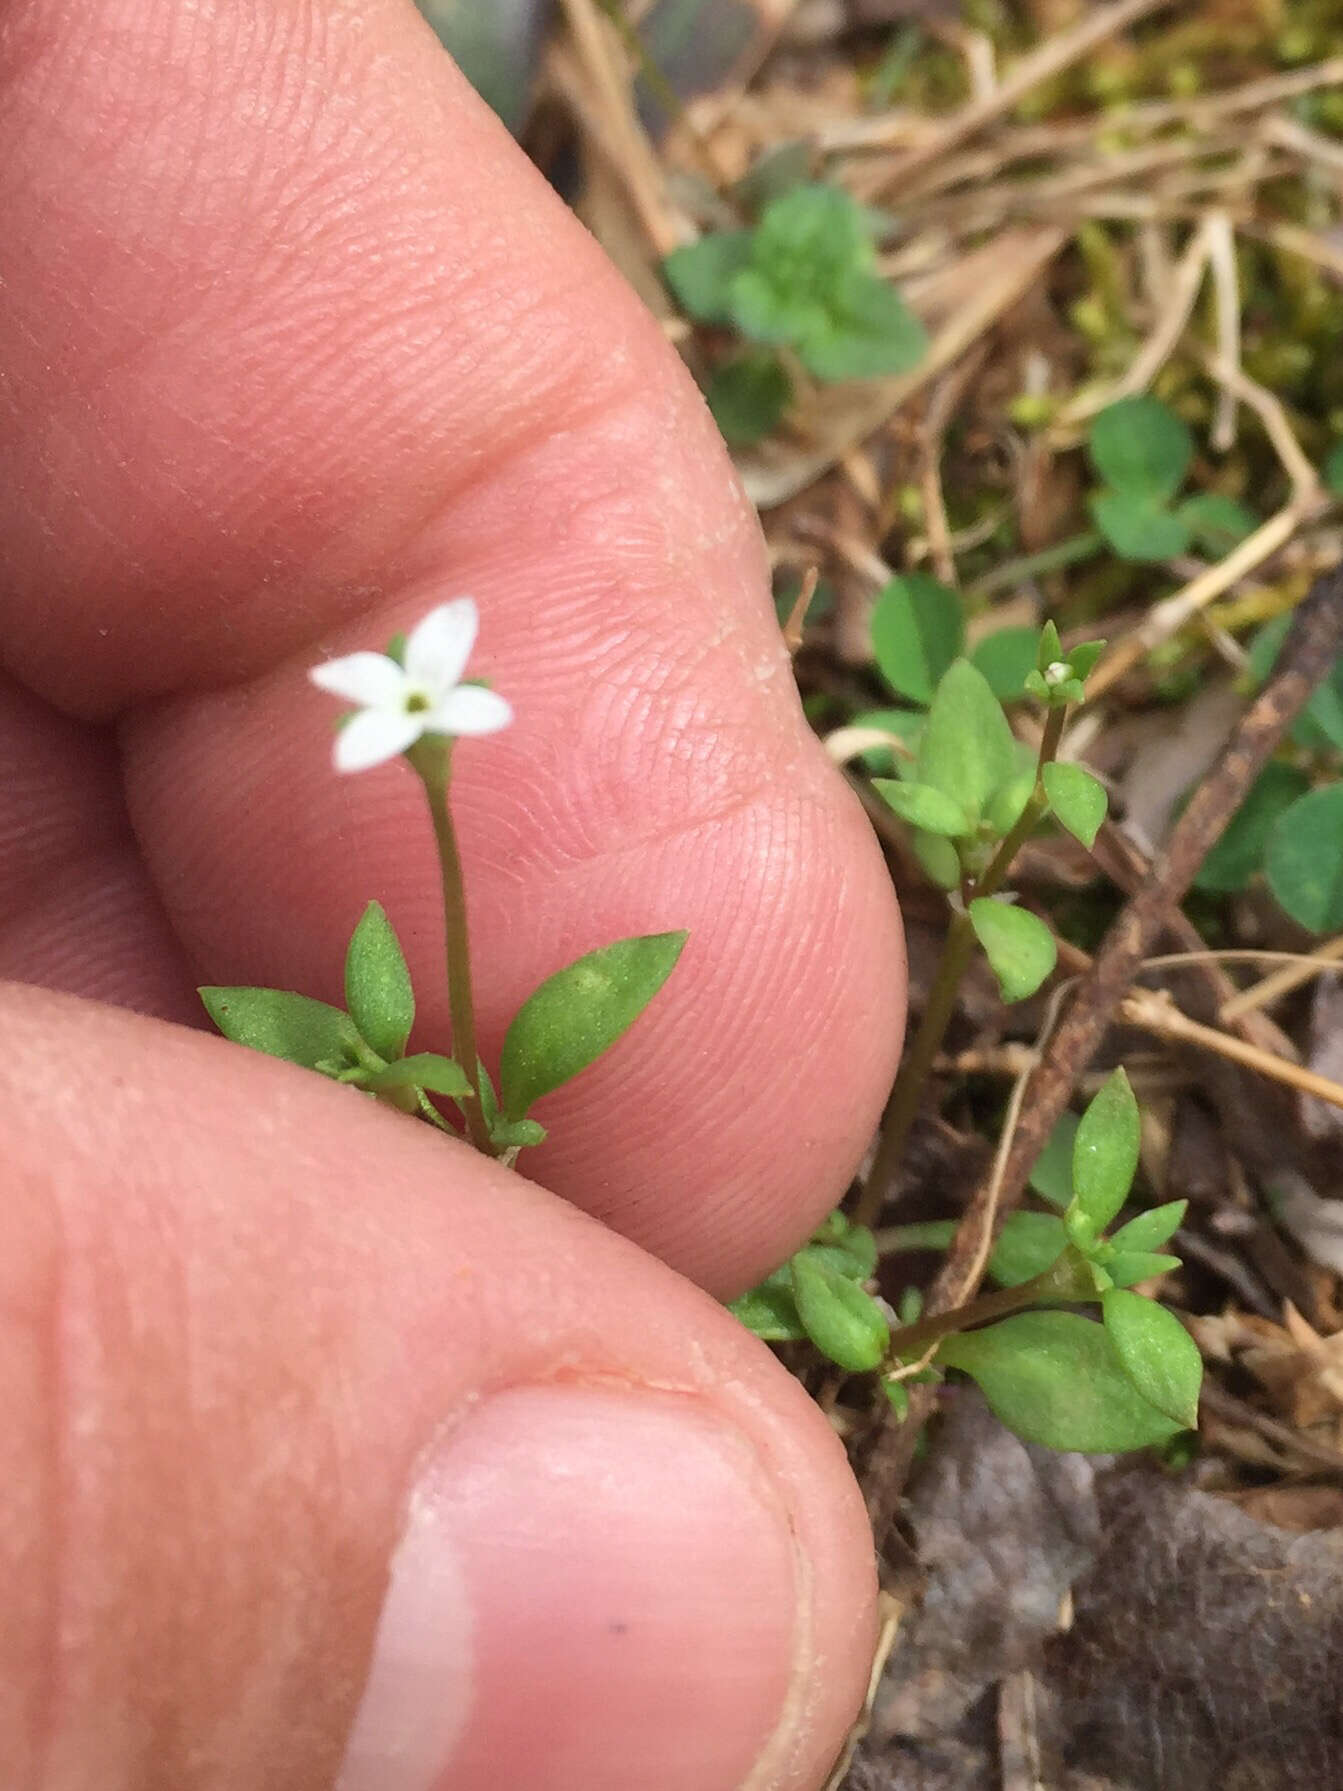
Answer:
[
  {"left": 968, "top": 899, "right": 1057, "bottom": 1003},
  {"left": 806, "top": 1213, "right": 878, "bottom": 1280},
  {"left": 499, "top": 932, "right": 688, "bottom": 1118},
  {"left": 661, "top": 230, "right": 754, "bottom": 323},
  {"left": 1102, "top": 1289, "right": 1202, "bottom": 1427},
  {"left": 917, "top": 659, "right": 1018, "bottom": 818},
  {"left": 200, "top": 987, "right": 360, "bottom": 1071},
  {"left": 873, "top": 778, "right": 971, "bottom": 838},
  {"left": 986, "top": 1212, "right": 1068, "bottom": 1287},
  {"left": 1106, "top": 1251, "right": 1181, "bottom": 1288},
  {"left": 912, "top": 829, "right": 963, "bottom": 889},
  {"left": 366, "top": 1052, "right": 471, "bottom": 1096},
  {"left": 344, "top": 901, "right": 415, "bottom": 1062},
  {"left": 706, "top": 351, "right": 791, "bottom": 446},
  {"left": 790, "top": 1252, "right": 889, "bottom": 1371},
  {"left": 1066, "top": 639, "right": 1106, "bottom": 680},
  {"left": 1089, "top": 490, "right": 1190, "bottom": 562},
  {"left": 1088, "top": 395, "right": 1192, "bottom": 501},
  {"left": 937, "top": 1310, "right": 1183, "bottom": 1451},
  {"left": 729, "top": 1272, "right": 809, "bottom": 1343},
  {"left": 1042, "top": 762, "right": 1108, "bottom": 848},
  {"left": 1029, "top": 1110, "right": 1079, "bottom": 1208},
  {"left": 1265, "top": 785, "right": 1343, "bottom": 933},
  {"left": 984, "top": 770, "right": 1036, "bottom": 839},
  {"left": 1071, "top": 1068, "right": 1140, "bottom": 1235},
  {"left": 1036, "top": 620, "right": 1063, "bottom": 673},
  {"left": 1109, "top": 1199, "right": 1186, "bottom": 1253},
  {"left": 794, "top": 271, "right": 927, "bottom": 381},
  {"left": 870, "top": 574, "right": 964, "bottom": 705}
]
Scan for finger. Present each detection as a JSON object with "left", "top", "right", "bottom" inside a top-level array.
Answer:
[
  {"left": 3, "top": 983, "right": 876, "bottom": 1791},
  {"left": 0, "top": 0, "right": 905, "bottom": 1292}
]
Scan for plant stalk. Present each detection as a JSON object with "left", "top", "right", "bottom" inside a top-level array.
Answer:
[
  {"left": 884, "top": 1249, "right": 1091, "bottom": 1360},
  {"left": 855, "top": 701, "right": 1069, "bottom": 1228},
  {"left": 411, "top": 743, "right": 493, "bottom": 1155}
]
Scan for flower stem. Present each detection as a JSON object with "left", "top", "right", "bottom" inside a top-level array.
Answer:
[
  {"left": 410, "top": 742, "right": 493, "bottom": 1156},
  {"left": 855, "top": 702, "right": 1070, "bottom": 1229}
]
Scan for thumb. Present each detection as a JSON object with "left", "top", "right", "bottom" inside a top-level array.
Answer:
[{"left": 4, "top": 984, "right": 876, "bottom": 1791}]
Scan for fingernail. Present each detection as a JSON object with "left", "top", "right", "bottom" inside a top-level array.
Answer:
[{"left": 336, "top": 1385, "right": 801, "bottom": 1791}]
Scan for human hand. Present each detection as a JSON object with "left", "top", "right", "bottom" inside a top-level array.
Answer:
[{"left": 0, "top": 4, "right": 906, "bottom": 1788}]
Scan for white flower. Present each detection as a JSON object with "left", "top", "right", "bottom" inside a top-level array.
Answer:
[{"left": 310, "top": 598, "right": 512, "bottom": 773}]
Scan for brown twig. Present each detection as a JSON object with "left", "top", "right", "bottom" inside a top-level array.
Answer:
[{"left": 863, "top": 562, "right": 1343, "bottom": 1543}]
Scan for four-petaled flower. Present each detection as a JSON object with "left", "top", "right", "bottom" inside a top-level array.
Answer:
[{"left": 310, "top": 598, "right": 512, "bottom": 773}]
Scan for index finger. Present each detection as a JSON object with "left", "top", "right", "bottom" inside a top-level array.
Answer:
[{"left": 0, "top": 0, "right": 905, "bottom": 1293}]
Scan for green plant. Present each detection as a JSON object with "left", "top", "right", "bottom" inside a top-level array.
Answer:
[
  {"left": 732, "top": 1072, "right": 1201, "bottom": 1452},
  {"left": 1189, "top": 622, "right": 1343, "bottom": 930},
  {"left": 200, "top": 600, "right": 685, "bottom": 1161},
  {"left": 662, "top": 182, "right": 927, "bottom": 445},
  {"left": 1085, "top": 395, "right": 1256, "bottom": 563}
]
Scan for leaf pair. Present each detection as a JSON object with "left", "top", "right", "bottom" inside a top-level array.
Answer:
[
  {"left": 729, "top": 1212, "right": 889, "bottom": 1373},
  {"left": 1086, "top": 396, "right": 1255, "bottom": 564},
  {"left": 202, "top": 905, "right": 689, "bottom": 1153},
  {"left": 201, "top": 903, "right": 469, "bottom": 1113}
]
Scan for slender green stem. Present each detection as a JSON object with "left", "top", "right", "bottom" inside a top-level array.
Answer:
[
  {"left": 884, "top": 1248, "right": 1092, "bottom": 1361},
  {"left": 855, "top": 703, "right": 1070, "bottom": 1229},
  {"left": 976, "top": 703, "right": 1067, "bottom": 900},
  {"left": 964, "top": 531, "right": 1102, "bottom": 600},
  {"left": 410, "top": 742, "right": 493, "bottom": 1155},
  {"left": 854, "top": 907, "right": 977, "bottom": 1229}
]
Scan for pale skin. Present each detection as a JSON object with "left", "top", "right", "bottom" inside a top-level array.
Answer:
[{"left": 0, "top": 3, "right": 908, "bottom": 1788}]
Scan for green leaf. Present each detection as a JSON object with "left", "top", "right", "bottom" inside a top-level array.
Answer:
[
  {"left": 705, "top": 351, "right": 791, "bottom": 446},
  {"left": 498, "top": 932, "right": 688, "bottom": 1118},
  {"left": 344, "top": 901, "right": 415, "bottom": 1062},
  {"left": 1106, "top": 1251, "right": 1181, "bottom": 1288},
  {"left": 1109, "top": 1199, "right": 1187, "bottom": 1253},
  {"left": 1028, "top": 1110, "right": 1079, "bottom": 1208},
  {"left": 806, "top": 1212, "right": 878, "bottom": 1279},
  {"left": 873, "top": 778, "right": 971, "bottom": 838},
  {"left": 366, "top": 1052, "right": 471, "bottom": 1096},
  {"left": 1101, "top": 1289, "right": 1202, "bottom": 1427},
  {"left": 970, "top": 627, "right": 1040, "bottom": 702},
  {"left": 790, "top": 1252, "right": 889, "bottom": 1372},
  {"left": 729, "top": 1272, "right": 809, "bottom": 1343},
  {"left": 1176, "top": 492, "right": 1256, "bottom": 555},
  {"left": 870, "top": 574, "right": 964, "bottom": 705},
  {"left": 882, "top": 1377, "right": 910, "bottom": 1419},
  {"left": 1088, "top": 395, "right": 1192, "bottom": 502},
  {"left": 1036, "top": 619, "right": 1063, "bottom": 672},
  {"left": 937, "top": 1310, "right": 1183, "bottom": 1451},
  {"left": 1071, "top": 1068, "right": 1140, "bottom": 1238},
  {"left": 662, "top": 230, "right": 755, "bottom": 322},
  {"left": 984, "top": 769, "right": 1036, "bottom": 838},
  {"left": 1042, "top": 761, "right": 1107, "bottom": 848},
  {"left": 986, "top": 1211, "right": 1068, "bottom": 1287},
  {"left": 1089, "top": 490, "right": 1190, "bottom": 562},
  {"left": 793, "top": 270, "right": 927, "bottom": 381},
  {"left": 1265, "top": 786, "right": 1343, "bottom": 932},
  {"left": 968, "top": 899, "right": 1057, "bottom": 1003},
  {"left": 917, "top": 659, "right": 1018, "bottom": 819},
  {"left": 1192, "top": 761, "right": 1311, "bottom": 892},
  {"left": 1067, "top": 639, "right": 1107, "bottom": 681},
  {"left": 200, "top": 987, "right": 361, "bottom": 1072},
  {"left": 912, "top": 830, "right": 962, "bottom": 889},
  {"left": 1323, "top": 441, "right": 1343, "bottom": 496}
]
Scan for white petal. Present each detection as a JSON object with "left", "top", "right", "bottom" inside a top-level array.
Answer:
[
  {"left": 310, "top": 651, "right": 408, "bottom": 708},
  {"left": 428, "top": 685, "right": 513, "bottom": 737},
  {"left": 404, "top": 598, "right": 478, "bottom": 693},
  {"left": 332, "top": 707, "right": 424, "bottom": 773}
]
